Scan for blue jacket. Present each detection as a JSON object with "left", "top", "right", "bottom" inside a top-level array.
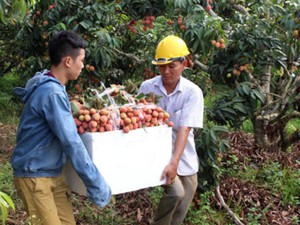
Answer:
[{"left": 11, "top": 69, "right": 111, "bottom": 207}]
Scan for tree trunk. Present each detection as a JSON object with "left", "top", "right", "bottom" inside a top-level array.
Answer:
[
  {"left": 253, "top": 65, "right": 272, "bottom": 149},
  {"left": 252, "top": 116, "right": 271, "bottom": 149},
  {"left": 261, "top": 65, "right": 272, "bottom": 104}
]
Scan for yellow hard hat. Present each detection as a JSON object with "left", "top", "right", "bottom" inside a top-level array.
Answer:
[{"left": 152, "top": 35, "right": 190, "bottom": 65}]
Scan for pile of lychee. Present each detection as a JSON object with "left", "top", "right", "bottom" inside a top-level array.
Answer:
[{"left": 72, "top": 101, "right": 173, "bottom": 134}]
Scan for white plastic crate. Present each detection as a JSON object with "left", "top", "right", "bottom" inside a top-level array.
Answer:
[{"left": 63, "top": 125, "right": 172, "bottom": 195}]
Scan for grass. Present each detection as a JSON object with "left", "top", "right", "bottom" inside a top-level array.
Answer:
[
  {"left": 0, "top": 163, "right": 13, "bottom": 195},
  {"left": 185, "top": 192, "right": 229, "bottom": 225},
  {"left": 286, "top": 118, "right": 300, "bottom": 135},
  {"left": 239, "top": 117, "right": 300, "bottom": 206},
  {"left": 241, "top": 119, "right": 253, "bottom": 134},
  {"left": 0, "top": 74, "right": 22, "bottom": 124},
  {"left": 147, "top": 186, "right": 163, "bottom": 207},
  {"left": 225, "top": 158, "right": 300, "bottom": 207},
  {"left": 204, "top": 83, "right": 231, "bottom": 108},
  {"left": 0, "top": 74, "right": 19, "bottom": 94},
  {"left": 256, "top": 162, "right": 300, "bottom": 206},
  {"left": 0, "top": 92, "right": 20, "bottom": 124},
  {"left": 72, "top": 197, "right": 128, "bottom": 225}
]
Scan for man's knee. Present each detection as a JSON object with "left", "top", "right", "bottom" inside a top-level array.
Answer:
[{"left": 168, "top": 177, "right": 185, "bottom": 202}]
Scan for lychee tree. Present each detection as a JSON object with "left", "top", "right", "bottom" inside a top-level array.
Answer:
[
  {"left": 207, "top": 1, "right": 300, "bottom": 152},
  {"left": 11, "top": 0, "right": 222, "bottom": 89},
  {"left": 0, "top": 0, "right": 27, "bottom": 76},
  {"left": 0, "top": 0, "right": 27, "bottom": 23}
]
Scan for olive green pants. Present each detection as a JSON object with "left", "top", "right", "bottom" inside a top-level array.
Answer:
[
  {"left": 152, "top": 173, "right": 198, "bottom": 225},
  {"left": 14, "top": 175, "right": 76, "bottom": 225}
]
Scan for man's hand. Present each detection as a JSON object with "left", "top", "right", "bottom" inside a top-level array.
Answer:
[{"left": 161, "top": 162, "right": 178, "bottom": 185}]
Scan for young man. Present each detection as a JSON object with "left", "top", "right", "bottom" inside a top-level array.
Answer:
[
  {"left": 12, "top": 30, "right": 111, "bottom": 225},
  {"left": 139, "top": 35, "right": 204, "bottom": 225}
]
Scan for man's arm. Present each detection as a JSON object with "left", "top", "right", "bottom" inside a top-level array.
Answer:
[
  {"left": 161, "top": 126, "right": 191, "bottom": 185},
  {"left": 43, "top": 91, "right": 111, "bottom": 207}
]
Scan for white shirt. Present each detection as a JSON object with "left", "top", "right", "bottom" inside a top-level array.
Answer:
[{"left": 139, "top": 75, "right": 204, "bottom": 175}]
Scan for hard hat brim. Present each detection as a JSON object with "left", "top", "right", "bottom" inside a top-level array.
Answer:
[{"left": 151, "top": 60, "right": 174, "bottom": 65}]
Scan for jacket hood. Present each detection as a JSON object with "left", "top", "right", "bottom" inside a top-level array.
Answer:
[{"left": 14, "top": 69, "right": 59, "bottom": 103}]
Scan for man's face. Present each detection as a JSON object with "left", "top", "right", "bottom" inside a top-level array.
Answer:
[
  {"left": 67, "top": 48, "right": 85, "bottom": 80},
  {"left": 158, "top": 60, "right": 185, "bottom": 86}
]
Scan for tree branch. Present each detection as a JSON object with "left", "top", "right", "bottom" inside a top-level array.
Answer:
[
  {"left": 216, "top": 185, "right": 245, "bottom": 225},
  {"left": 243, "top": 69, "right": 264, "bottom": 91},
  {"left": 208, "top": 9, "right": 218, "bottom": 17},
  {"left": 204, "top": 0, "right": 218, "bottom": 17},
  {"left": 282, "top": 70, "right": 294, "bottom": 101},
  {"left": 228, "top": 0, "right": 250, "bottom": 16},
  {"left": 193, "top": 59, "right": 209, "bottom": 72},
  {"left": 112, "top": 48, "right": 145, "bottom": 65}
]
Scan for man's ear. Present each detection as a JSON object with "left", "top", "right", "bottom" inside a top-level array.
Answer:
[
  {"left": 183, "top": 60, "right": 188, "bottom": 67},
  {"left": 63, "top": 56, "right": 72, "bottom": 68}
]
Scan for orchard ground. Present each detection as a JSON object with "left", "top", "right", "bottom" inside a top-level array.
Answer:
[{"left": 0, "top": 123, "right": 299, "bottom": 224}]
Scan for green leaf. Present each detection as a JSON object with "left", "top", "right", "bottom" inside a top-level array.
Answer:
[
  {"left": 0, "top": 191, "right": 15, "bottom": 224},
  {"left": 205, "top": 131, "right": 211, "bottom": 146},
  {"left": 9, "top": 0, "right": 26, "bottom": 21},
  {"left": 241, "top": 83, "right": 250, "bottom": 95},
  {"left": 212, "top": 163, "right": 221, "bottom": 173},
  {"left": 203, "top": 28, "right": 214, "bottom": 38},
  {"left": 71, "top": 101, "right": 81, "bottom": 115},
  {"left": 221, "top": 107, "right": 237, "bottom": 115},
  {"left": 276, "top": 58, "right": 287, "bottom": 69},
  {"left": 79, "top": 20, "right": 92, "bottom": 29},
  {"left": 193, "top": 4, "right": 203, "bottom": 12},
  {"left": 213, "top": 126, "right": 229, "bottom": 133},
  {"left": 48, "top": 22, "right": 67, "bottom": 33},
  {"left": 233, "top": 103, "right": 248, "bottom": 114},
  {"left": 0, "top": 192, "right": 14, "bottom": 211},
  {"left": 210, "top": 129, "right": 218, "bottom": 144},
  {"left": 220, "top": 141, "right": 230, "bottom": 152},
  {"left": 0, "top": 203, "right": 8, "bottom": 225},
  {"left": 1, "top": 0, "right": 26, "bottom": 23},
  {"left": 135, "top": 93, "right": 146, "bottom": 99},
  {"left": 192, "top": 38, "right": 200, "bottom": 52},
  {"left": 0, "top": 196, "right": 9, "bottom": 208},
  {"left": 217, "top": 101, "right": 233, "bottom": 108},
  {"left": 252, "top": 89, "right": 265, "bottom": 103},
  {"left": 236, "top": 85, "right": 244, "bottom": 96},
  {"left": 232, "top": 96, "right": 246, "bottom": 103},
  {"left": 0, "top": 0, "right": 7, "bottom": 23},
  {"left": 207, "top": 149, "right": 215, "bottom": 160}
]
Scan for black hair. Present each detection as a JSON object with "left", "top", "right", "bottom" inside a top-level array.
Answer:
[{"left": 48, "top": 30, "right": 86, "bottom": 66}]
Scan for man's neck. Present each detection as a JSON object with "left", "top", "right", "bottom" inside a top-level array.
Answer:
[
  {"left": 163, "top": 79, "right": 180, "bottom": 95},
  {"left": 50, "top": 66, "right": 67, "bottom": 85}
]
